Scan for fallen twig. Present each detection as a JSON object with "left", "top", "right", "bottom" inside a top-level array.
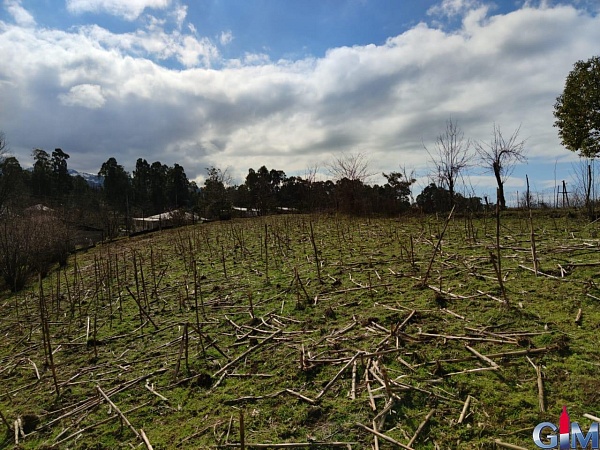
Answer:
[
  {"left": 315, "top": 351, "right": 363, "bottom": 400},
  {"left": 457, "top": 395, "right": 472, "bottom": 424},
  {"left": 96, "top": 385, "right": 141, "bottom": 440},
  {"left": 140, "top": 429, "right": 154, "bottom": 450},
  {"left": 355, "top": 422, "right": 415, "bottom": 450},
  {"left": 465, "top": 345, "right": 500, "bottom": 369},
  {"left": 526, "top": 356, "right": 545, "bottom": 413},
  {"left": 217, "top": 442, "right": 356, "bottom": 448},
  {"left": 408, "top": 409, "right": 435, "bottom": 447},
  {"left": 494, "top": 439, "right": 528, "bottom": 450},
  {"left": 213, "top": 330, "right": 282, "bottom": 378}
]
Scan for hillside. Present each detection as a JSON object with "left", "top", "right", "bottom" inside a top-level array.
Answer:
[{"left": 1, "top": 212, "right": 599, "bottom": 449}]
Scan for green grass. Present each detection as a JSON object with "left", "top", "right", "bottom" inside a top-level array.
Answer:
[{"left": 1, "top": 210, "right": 600, "bottom": 449}]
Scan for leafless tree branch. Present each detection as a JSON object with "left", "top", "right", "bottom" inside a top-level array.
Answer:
[
  {"left": 425, "top": 119, "right": 473, "bottom": 203},
  {"left": 327, "top": 152, "right": 374, "bottom": 183},
  {"left": 475, "top": 124, "right": 527, "bottom": 209}
]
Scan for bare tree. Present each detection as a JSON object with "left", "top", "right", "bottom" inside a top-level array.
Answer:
[
  {"left": 327, "top": 151, "right": 373, "bottom": 182},
  {"left": 569, "top": 157, "right": 596, "bottom": 211},
  {"left": 399, "top": 164, "right": 417, "bottom": 204},
  {"left": 206, "top": 165, "right": 232, "bottom": 187},
  {"left": 425, "top": 119, "right": 472, "bottom": 204},
  {"left": 475, "top": 124, "right": 527, "bottom": 210},
  {"left": 303, "top": 163, "right": 320, "bottom": 184}
]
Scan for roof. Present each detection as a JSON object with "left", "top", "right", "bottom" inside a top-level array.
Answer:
[{"left": 132, "top": 210, "right": 199, "bottom": 222}]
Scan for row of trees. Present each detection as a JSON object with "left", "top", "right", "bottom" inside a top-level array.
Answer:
[{"left": 0, "top": 122, "right": 543, "bottom": 228}]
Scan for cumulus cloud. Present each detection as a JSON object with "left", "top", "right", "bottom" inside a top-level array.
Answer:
[
  {"left": 0, "top": 1, "right": 598, "bottom": 193},
  {"left": 78, "top": 22, "right": 219, "bottom": 68},
  {"left": 66, "top": 0, "right": 171, "bottom": 21},
  {"left": 59, "top": 84, "right": 106, "bottom": 109}
]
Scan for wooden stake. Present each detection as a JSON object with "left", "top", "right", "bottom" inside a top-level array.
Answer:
[
  {"left": 248, "top": 291, "right": 255, "bottom": 318},
  {"left": 264, "top": 223, "right": 269, "bottom": 284},
  {"left": 39, "top": 274, "right": 60, "bottom": 397},
  {"left": 526, "top": 175, "right": 539, "bottom": 274},
  {"left": 221, "top": 243, "right": 228, "bottom": 279},
  {"left": 309, "top": 221, "right": 322, "bottom": 283},
  {"left": 351, "top": 360, "right": 357, "bottom": 400},
  {"left": 494, "top": 191, "right": 508, "bottom": 303},
  {"left": 575, "top": 308, "right": 582, "bottom": 325},
  {"left": 422, "top": 205, "right": 455, "bottom": 286},
  {"left": 125, "top": 286, "right": 159, "bottom": 330}
]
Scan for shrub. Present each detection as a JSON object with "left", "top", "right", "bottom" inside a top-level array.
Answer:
[{"left": 0, "top": 213, "right": 72, "bottom": 291}]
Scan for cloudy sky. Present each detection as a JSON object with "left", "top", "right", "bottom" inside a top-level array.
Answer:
[{"left": 1, "top": 0, "right": 599, "bottom": 202}]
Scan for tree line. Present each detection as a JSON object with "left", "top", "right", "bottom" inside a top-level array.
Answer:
[{"left": 0, "top": 147, "right": 420, "bottom": 222}]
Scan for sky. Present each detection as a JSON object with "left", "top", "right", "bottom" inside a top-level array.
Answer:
[{"left": 1, "top": 0, "right": 600, "bottom": 204}]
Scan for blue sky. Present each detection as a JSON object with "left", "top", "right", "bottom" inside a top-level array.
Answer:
[{"left": 1, "top": 0, "right": 600, "bottom": 204}]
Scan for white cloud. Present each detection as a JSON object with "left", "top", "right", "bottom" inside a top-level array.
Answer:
[
  {"left": 219, "top": 30, "right": 233, "bottom": 46},
  {"left": 78, "top": 23, "right": 220, "bottom": 68},
  {"left": 427, "top": 0, "right": 484, "bottom": 18},
  {"left": 4, "top": 0, "right": 35, "bottom": 27},
  {"left": 0, "top": 2, "right": 599, "bottom": 188},
  {"left": 59, "top": 84, "right": 106, "bottom": 109},
  {"left": 169, "top": 2, "right": 187, "bottom": 29},
  {"left": 66, "top": 0, "right": 171, "bottom": 21}
]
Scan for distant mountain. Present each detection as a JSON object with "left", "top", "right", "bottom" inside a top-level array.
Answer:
[{"left": 68, "top": 169, "right": 103, "bottom": 188}]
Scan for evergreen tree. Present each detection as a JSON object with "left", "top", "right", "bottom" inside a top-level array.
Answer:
[
  {"left": 0, "top": 156, "right": 26, "bottom": 211},
  {"left": 167, "top": 163, "right": 190, "bottom": 208},
  {"left": 98, "top": 157, "right": 130, "bottom": 211},
  {"left": 51, "top": 148, "right": 72, "bottom": 197},
  {"left": 149, "top": 161, "right": 168, "bottom": 213},
  {"left": 31, "top": 149, "right": 53, "bottom": 201},
  {"left": 132, "top": 158, "right": 151, "bottom": 213}
]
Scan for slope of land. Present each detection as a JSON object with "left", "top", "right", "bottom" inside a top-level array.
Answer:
[{"left": 1, "top": 212, "right": 600, "bottom": 449}]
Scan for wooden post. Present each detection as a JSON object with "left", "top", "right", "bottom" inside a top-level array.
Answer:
[
  {"left": 526, "top": 175, "right": 538, "bottom": 275},
  {"left": 309, "top": 220, "right": 322, "bottom": 283},
  {"left": 422, "top": 205, "right": 455, "bottom": 286},
  {"left": 264, "top": 223, "right": 269, "bottom": 284},
  {"left": 494, "top": 190, "right": 507, "bottom": 303},
  {"left": 39, "top": 274, "right": 60, "bottom": 397}
]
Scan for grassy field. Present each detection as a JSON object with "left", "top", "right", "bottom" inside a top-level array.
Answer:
[{"left": 1, "top": 211, "right": 600, "bottom": 449}]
